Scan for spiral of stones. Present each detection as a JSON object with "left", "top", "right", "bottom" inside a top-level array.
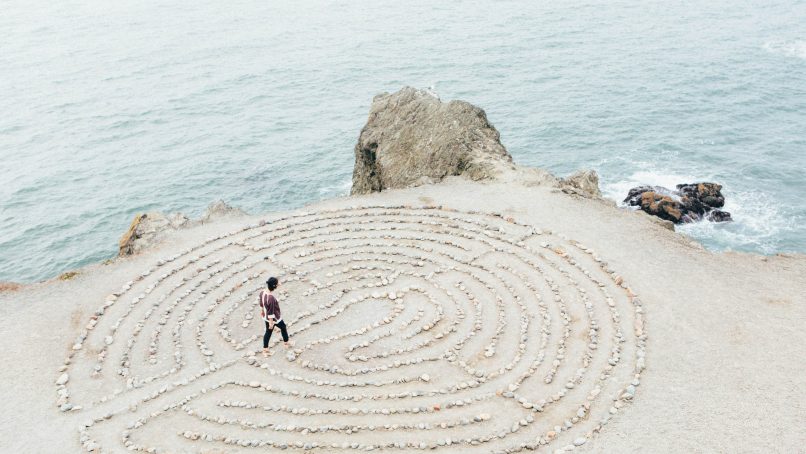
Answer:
[{"left": 57, "top": 205, "right": 647, "bottom": 453}]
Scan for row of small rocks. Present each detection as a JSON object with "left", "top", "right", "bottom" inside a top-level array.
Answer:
[{"left": 64, "top": 205, "right": 646, "bottom": 453}]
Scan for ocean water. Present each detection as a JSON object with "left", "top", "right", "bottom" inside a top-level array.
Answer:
[{"left": 1, "top": 0, "right": 804, "bottom": 283}]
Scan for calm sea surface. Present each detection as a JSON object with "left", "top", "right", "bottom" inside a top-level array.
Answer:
[{"left": 1, "top": 0, "right": 805, "bottom": 283}]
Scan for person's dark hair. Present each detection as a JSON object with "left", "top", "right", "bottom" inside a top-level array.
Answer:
[{"left": 266, "top": 277, "right": 279, "bottom": 291}]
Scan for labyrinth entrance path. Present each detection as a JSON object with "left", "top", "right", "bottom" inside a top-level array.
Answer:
[{"left": 58, "top": 205, "right": 647, "bottom": 453}]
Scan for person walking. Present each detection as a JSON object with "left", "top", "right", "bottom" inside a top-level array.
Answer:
[{"left": 259, "top": 276, "right": 290, "bottom": 357}]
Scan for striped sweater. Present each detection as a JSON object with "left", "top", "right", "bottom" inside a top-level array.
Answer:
[{"left": 259, "top": 291, "right": 281, "bottom": 322}]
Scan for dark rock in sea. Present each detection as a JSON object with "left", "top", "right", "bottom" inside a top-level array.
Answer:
[
  {"left": 350, "top": 86, "right": 514, "bottom": 195},
  {"left": 639, "top": 191, "right": 683, "bottom": 223},
  {"left": 624, "top": 185, "right": 672, "bottom": 206},
  {"left": 706, "top": 210, "right": 732, "bottom": 222},
  {"left": 677, "top": 183, "right": 725, "bottom": 208},
  {"left": 623, "top": 182, "right": 731, "bottom": 224}
]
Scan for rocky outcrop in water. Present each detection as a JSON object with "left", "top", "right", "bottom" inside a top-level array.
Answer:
[
  {"left": 118, "top": 200, "right": 246, "bottom": 256},
  {"left": 624, "top": 183, "right": 731, "bottom": 224},
  {"left": 351, "top": 87, "right": 514, "bottom": 195}
]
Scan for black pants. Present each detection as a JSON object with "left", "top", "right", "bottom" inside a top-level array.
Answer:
[{"left": 263, "top": 320, "right": 289, "bottom": 348}]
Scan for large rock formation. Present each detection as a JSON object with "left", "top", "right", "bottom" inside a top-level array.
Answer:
[
  {"left": 118, "top": 200, "right": 246, "bottom": 256},
  {"left": 624, "top": 183, "right": 731, "bottom": 224},
  {"left": 351, "top": 87, "right": 514, "bottom": 195}
]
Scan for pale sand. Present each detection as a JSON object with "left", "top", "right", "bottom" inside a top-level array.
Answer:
[{"left": 1, "top": 172, "right": 804, "bottom": 453}]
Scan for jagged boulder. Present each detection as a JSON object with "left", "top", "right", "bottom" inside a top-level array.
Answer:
[
  {"left": 200, "top": 200, "right": 247, "bottom": 222},
  {"left": 624, "top": 182, "right": 731, "bottom": 224},
  {"left": 677, "top": 183, "right": 725, "bottom": 209},
  {"left": 706, "top": 210, "right": 732, "bottom": 222},
  {"left": 624, "top": 185, "right": 668, "bottom": 204},
  {"left": 560, "top": 169, "right": 602, "bottom": 198},
  {"left": 118, "top": 200, "right": 245, "bottom": 256},
  {"left": 118, "top": 212, "right": 189, "bottom": 256},
  {"left": 351, "top": 87, "right": 513, "bottom": 195}
]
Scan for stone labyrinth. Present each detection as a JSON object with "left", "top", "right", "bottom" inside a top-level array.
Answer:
[{"left": 57, "top": 205, "right": 647, "bottom": 453}]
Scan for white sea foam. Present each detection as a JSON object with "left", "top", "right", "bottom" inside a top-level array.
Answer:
[
  {"left": 601, "top": 169, "right": 707, "bottom": 205},
  {"left": 603, "top": 170, "right": 799, "bottom": 254},
  {"left": 681, "top": 189, "right": 801, "bottom": 254},
  {"left": 763, "top": 39, "right": 806, "bottom": 59},
  {"left": 318, "top": 177, "right": 353, "bottom": 197}
]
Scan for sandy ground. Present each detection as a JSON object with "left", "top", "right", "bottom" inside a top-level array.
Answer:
[{"left": 1, "top": 171, "right": 804, "bottom": 453}]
